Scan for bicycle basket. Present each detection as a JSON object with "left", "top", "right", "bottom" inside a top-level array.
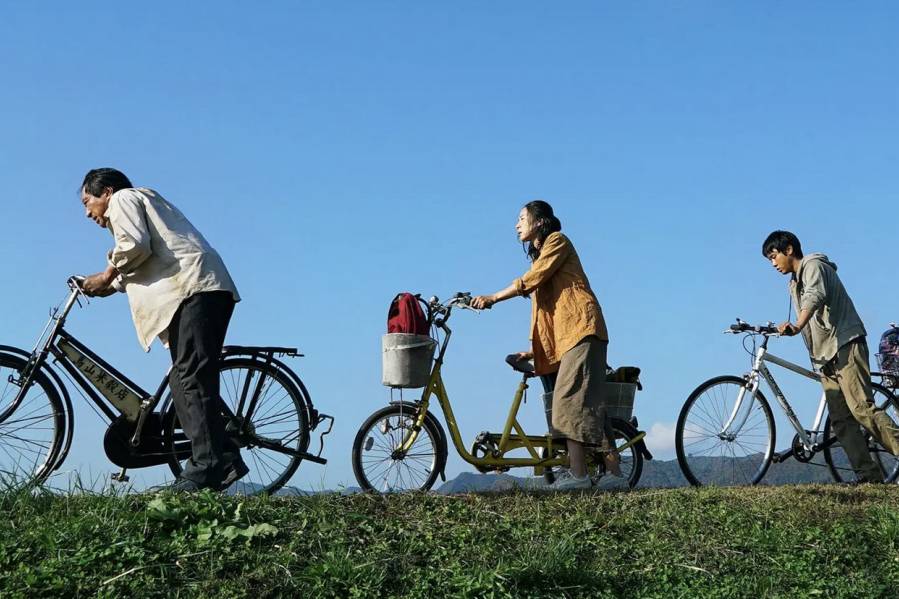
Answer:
[
  {"left": 601, "top": 382, "right": 637, "bottom": 421},
  {"left": 382, "top": 333, "right": 437, "bottom": 388}
]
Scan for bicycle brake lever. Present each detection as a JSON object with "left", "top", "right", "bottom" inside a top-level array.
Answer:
[{"left": 68, "top": 276, "right": 90, "bottom": 307}]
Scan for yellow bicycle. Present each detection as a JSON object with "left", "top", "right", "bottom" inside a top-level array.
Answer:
[{"left": 351, "top": 293, "right": 652, "bottom": 492}]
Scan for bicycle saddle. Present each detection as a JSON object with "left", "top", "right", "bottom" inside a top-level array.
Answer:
[{"left": 505, "top": 354, "right": 535, "bottom": 374}]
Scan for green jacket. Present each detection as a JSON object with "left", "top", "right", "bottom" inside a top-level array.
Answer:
[{"left": 789, "top": 253, "right": 866, "bottom": 367}]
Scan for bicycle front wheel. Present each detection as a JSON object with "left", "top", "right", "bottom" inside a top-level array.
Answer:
[
  {"left": 823, "top": 383, "right": 899, "bottom": 483},
  {"left": 675, "top": 375, "right": 776, "bottom": 487},
  {"left": 352, "top": 404, "right": 446, "bottom": 493},
  {"left": 0, "top": 354, "right": 65, "bottom": 486},
  {"left": 164, "top": 358, "right": 310, "bottom": 495}
]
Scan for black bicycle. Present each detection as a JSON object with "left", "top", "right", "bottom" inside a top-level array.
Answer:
[{"left": 0, "top": 277, "right": 333, "bottom": 494}]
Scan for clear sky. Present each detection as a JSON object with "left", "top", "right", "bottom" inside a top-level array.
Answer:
[{"left": 2, "top": 2, "right": 898, "bottom": 490}]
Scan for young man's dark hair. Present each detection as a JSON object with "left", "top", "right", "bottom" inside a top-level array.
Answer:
[
  {"left": 81, "top": 168, "right": 133, "bottom": 197},
  {"left": 761, "top": 230, "right": 803, "bottom": 259}
]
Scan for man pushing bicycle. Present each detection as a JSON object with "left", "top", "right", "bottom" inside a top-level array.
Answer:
[
  {"left": 764, "top": 230, "right": 899, "bottom": 482},
  {"left": 79, "top": 168, "right": 247, "bottom": 492}
]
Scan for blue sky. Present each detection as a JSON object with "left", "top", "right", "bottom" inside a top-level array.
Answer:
[{"left": 2, "top": 2, "right": 898, "bottom": 490}]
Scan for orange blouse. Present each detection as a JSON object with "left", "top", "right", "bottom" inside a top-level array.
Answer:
[{"left": 512, "top": 232, "right": 608, "bottom": 375}]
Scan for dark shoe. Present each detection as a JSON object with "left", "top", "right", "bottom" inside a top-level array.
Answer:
[
  {"left": 217, "top": 460, "right": 250, "bottom": 491},
  {"left": 148, "top": 477, "right": 214, "bottom": 494}
]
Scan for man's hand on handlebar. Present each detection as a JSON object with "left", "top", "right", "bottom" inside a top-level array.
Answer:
[
  {"left": 777, "top": 321, "right": 800, "bottom": 337},
  {"left": 82, "top": 267, "right": 118, "bottom": 297}
]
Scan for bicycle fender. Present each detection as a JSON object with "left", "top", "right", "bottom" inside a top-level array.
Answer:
[
  {"left": 0, "top": 345, "right": 75, "bottom": 472},
  {"left": 612, "top": 417, "right": 653, "bottom": 461}
]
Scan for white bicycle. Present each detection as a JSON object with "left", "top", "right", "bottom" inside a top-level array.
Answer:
[{"left": 675, "top": 319, "right": 899, "bottom": 486}]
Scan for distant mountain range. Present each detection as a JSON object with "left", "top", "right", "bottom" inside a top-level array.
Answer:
[
  {"left": 264, "top": 456, "right": 845, "bottom": 496},
  {"left": 434, "top": 456, "right": 841, "bottom": 494}
]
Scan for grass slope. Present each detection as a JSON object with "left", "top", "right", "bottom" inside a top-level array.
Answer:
[{"left": 2, "top": 485, "right": 898, "bottom": 598}]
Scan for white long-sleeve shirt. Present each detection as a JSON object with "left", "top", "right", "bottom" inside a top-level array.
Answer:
[{"left": 104, "top": 188, "right": 240, "bottom": 351}]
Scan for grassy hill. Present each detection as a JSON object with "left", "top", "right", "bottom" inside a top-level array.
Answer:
[{"left": 2, "top": 484, "right": 898, "bottom": 597}]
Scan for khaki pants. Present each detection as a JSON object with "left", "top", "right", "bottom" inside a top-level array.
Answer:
[{"left": 821, "top": 339, "right": 899, "bottom": 482}]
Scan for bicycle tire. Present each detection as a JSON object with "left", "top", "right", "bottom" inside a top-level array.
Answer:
[
  {"left": 675, "top": 375, "right": 776, "bottom": 487},
  {"left": 163, "top": 357, "right": 310, "bottom": 495},
  {"left": 352, "top": 403, "right": 447, "bottom": 492},
  {"left": 822, "top": 382, "right": 899, "bottom": 483},
  {"left": 0, "top": 354, "right": 66, "bottom": 486}
]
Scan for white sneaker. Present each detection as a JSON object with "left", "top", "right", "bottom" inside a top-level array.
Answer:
[{"left": 552, "top": 471, "right": 592, "bottom": 490}]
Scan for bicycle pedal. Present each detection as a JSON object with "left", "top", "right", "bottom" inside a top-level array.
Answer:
[{"left": 771, "top": 450, "right": 793, "bottom": 464}]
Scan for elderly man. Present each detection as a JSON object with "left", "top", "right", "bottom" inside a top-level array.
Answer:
[{"left": 80, "top": 167, "right": 247, "bottom": 492}]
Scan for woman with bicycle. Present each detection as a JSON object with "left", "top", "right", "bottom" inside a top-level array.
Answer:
[{"left": 472, "top": 201, "right": 617, "bottom": 490}]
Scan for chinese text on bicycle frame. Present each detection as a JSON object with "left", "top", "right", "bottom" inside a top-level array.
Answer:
[{"left": 57, "top": 338, "right": 142, "bottom": 421}]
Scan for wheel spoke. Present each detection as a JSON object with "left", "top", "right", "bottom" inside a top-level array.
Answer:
[{"left": 677, "top": 380, "right": 773, "bottom": 487}]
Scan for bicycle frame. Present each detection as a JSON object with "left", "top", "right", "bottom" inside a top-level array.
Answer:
[
  {"left": 1, "top": 282, "right": 176, "bottom": 472},
  {"left": 4, "top": 280, "right": 333, "bottom": 472},
  {"left": 721, "top": 334, "right": 829, "bottom": 452},
  {"left": 397, "top": 308, "right": 644, "bottom": 471},
  {"left": 5, "top": 283, "right": 163, "bottom": 430}
]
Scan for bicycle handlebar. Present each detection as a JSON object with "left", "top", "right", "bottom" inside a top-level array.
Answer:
[
  {"left": 66, "top": 276, "right": 90, "bottom": 307},
  {"left": 725, "top": 318, "right": 779, "bottom": 336},
  {"left": 427, "top": 292, "right": 481, "bottom": 322}
]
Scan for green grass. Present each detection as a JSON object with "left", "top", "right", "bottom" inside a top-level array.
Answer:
[{"left": 1, "top": 484, "right": 898, "bottom": 597}]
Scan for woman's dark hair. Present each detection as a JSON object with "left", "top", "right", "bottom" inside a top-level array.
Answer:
[
  {"left": 81, "top": 168, "right": 133, "bottom": 197},
  {"left": 762, "top": 230, "right": 803, "bottom": 259},
  {"left": 523, "top": 200, "right": 562, "bottom": 260}
]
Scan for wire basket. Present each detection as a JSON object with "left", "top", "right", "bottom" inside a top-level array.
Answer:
[{"left": 602, "top": 382, "right": 637, "bottom": 421}]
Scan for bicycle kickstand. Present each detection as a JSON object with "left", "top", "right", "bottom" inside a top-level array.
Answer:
[{"left": 111, "top": 467, "right": 130, "bottom": 483}]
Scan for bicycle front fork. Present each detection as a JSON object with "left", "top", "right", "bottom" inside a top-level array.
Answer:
[{"left": 719, "top": 376, "right": 759, "bottom": 439}]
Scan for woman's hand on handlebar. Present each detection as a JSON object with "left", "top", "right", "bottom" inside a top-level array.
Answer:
[
  {"left": 471, "top": 295, "right": 496, "bottom": 310},
  {"left": 472, "top": 284, "right": 518, "bottom": 310}
]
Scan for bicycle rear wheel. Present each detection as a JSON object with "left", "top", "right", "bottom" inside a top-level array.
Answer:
[
  {"left": 823, "top": 383, "right": 899, "bottom": 483},
  {"left": 164, "top": 358, "right": 310, "bottom": 495},
  {"left": 544, "top": 419, "right": 644, "bottom": 490},
  {"left": 675, "top": 375, "right": 776, "bottom": 487},
  {"left": 0, "top": 354, "right": 65, "bottom": 486}
]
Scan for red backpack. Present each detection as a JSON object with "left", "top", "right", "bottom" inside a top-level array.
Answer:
[{"left": 387, "top": 292, "right": 430, "bottom": 335}]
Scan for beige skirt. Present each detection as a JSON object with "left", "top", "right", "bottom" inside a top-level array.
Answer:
[{"left": 548, "top": 335, "right": 613, "bottom": 445}]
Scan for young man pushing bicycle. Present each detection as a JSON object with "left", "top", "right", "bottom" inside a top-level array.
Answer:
[
  {"left": 79, "top": 168, "right": 247, "bottom": 492},
  {"left": 764, "top": 230, "right": 899, "bottom": 482}
]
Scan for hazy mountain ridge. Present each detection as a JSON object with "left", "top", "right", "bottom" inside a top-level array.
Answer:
[{"left": 267, "top": 456, "right": 843, "bottom": 495}]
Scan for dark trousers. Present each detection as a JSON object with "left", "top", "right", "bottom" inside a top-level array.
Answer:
[{"left": 167, "top": 291, "right": 239, "bottom": 485}]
